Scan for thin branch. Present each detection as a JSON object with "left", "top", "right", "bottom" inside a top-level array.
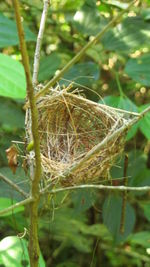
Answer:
[
  {"left": 0, "top": 197, "right": 33, "bottom": 216},
  {"left": 2, "top": 182, "right": 150, "bottom": 217},
  {"left": 47, "top": 184, "right": 150, "bottom": 194},
  {"left": 32, "top": 0, "right": 50, "bottom": 86},
  {"left": 12, "top": 1, "right": 42, "bottom": 266},
  {"left": 31, "top": 0, "right": 136, "bottom": 103},
  {"left": 0, "top": 173, "right": 29, "bottom": 198}
]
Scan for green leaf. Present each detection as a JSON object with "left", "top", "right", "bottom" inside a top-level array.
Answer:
[
  {"left": 103, "top": 0, "right": 129, "bottom": 9},
  {"left": 71, "top": 189, "right": 97, "bottom": 214},
  {"left": 111, "top": 151, "right": 150, "bottom": 195},
  {"left": 38, "top": 53, "right": 61, "bottom": 82},
  {"left": 0, "top": 13, "right": 36, "bottom": 48},
  {"left": 0, "top": 53, "right": 26, "bottom": 99},
  {"left": 102, "top": 195, "right": 136, "bottom": 243},
  {"left": 0, "top": 198, "right": 24, "bottom": 217},
  {"left": 102, "top": 17, "right": 150, "bottom": 52},
  {"left": 62, "top": 62, "right": 100, "bottom": 87},
  {"left": 0, "top": 236, "right": 45, "bottom": 267},
  {"left": 140, "top": 202, "right": 150, "bottom": 222},
  {"left": 102, "top": 95, "right": 139, "bottom": 140},
  {"left": 125, "top": 53, "right": 150, "bottom": 86},
  {"left": 129, "top": 231, "right": 150, "bottom": 248},
  {"left": 0, "top": 98, "right": 24, "bottom": 130},
  {"left": 139, "top": 104, "right": 150, "bottom": 139},
  {"left": 0, "top": 167, "right": 29, "bottom": 201},
  {"left": 141, "top": 8, "right": 150, "bottom": 21},
  {"left": 73, "top": 6, "right": 106, "bottom": 35}
]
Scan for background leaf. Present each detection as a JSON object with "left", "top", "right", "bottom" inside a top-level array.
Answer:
[
  {"left": 102, "top": 195, "right": 136, "bottom": 243},
  {"left": 0, "top": 13, "right": 36, "bottom": 48},
  {"left": 62, "top": 62, "right": 100, "bottom": 87},
  {"left": 0, "top": 198, "right": 24, "bottom": 217},
  {"left": 139, "top": 104, "right": 150, "bottom": 140},
  {"left": 0, "top": 53, "right": 26, "bottom": 99},
  {"left": 125, "top": 53, "right": 150, "bottom": 86},
  {"left": 102, "top": 17, "right": 150, "bottom": 52},
  {"left": 38, "top": 53, "right": 61, "bottom": 82}
]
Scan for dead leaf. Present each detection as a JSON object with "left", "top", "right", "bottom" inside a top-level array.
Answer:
[{"left": 6, "top": 145, "right": 18, "bottom": 174}]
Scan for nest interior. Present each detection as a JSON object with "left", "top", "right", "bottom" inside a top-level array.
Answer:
[{"left": 37, "top": 90, "right": 129, "bottom": 186}]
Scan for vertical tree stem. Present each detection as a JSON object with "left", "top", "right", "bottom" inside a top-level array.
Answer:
[
  {"left": 12, "top": 1, "right": 42, "bottom": 266},
  {"left": 32, "top": 0, "right": 50, "bottom": 86},
  {"left": 120, "top": 154, "right": 128, "bottom": 234}
]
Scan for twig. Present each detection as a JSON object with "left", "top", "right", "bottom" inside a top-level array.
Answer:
[
  {"left": 32, "top": 0, "right": 50, "bottom": 86},
  {"left": 12, "top": 1, "right": 42, "bottom": 266},
  {"left": 0, "top": 197, "right": 33, "bottom": 216},
  {"left": 0, "top": 173, "right": 28, "bottom": 198},
  {"left": 2, "top": 182, "right": 150, "bottom": 217},
  {"left": 32, "top": 0, "right": 136, "bottom": 102},
  {"left": 46, "top": 184, "right": 150, "bottom": 194}
]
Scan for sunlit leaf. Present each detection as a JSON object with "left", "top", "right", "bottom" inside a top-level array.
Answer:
[
  {"left": 72, "top": 5, "right": 106, "bottom": 35},
  {"left": 129, "top": 231, "right": 150, "bottom": 248},
  {"left": 0, "top": 54, "right": 26, "bottom": 99},
  {"left": 0, "top": 198, "right": 24, "bottom": 217},
  {"left": 103, "top": 0, "right": 129, "bottom": 9},
  {"left": 0, "top": 236, "right": 45, "bottom": 266},
  {"left": 102, "top": 17, "right": 150, "bottom": 52}
]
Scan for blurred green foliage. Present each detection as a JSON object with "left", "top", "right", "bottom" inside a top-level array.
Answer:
[{"left": 0, "top": 0, "right": 150, "bottom": 266}]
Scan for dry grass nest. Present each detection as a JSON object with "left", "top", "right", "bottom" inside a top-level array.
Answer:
[{"left": 37, "top": 88, "right": 133, "bottom": 186}]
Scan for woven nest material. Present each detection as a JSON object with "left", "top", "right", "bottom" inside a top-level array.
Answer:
[{"left": 37, "top": 89, "right": 130, "bottom": 186}]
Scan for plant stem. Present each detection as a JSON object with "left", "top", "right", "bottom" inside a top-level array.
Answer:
[
  {"left": 12, "top": 1, "right": 42, "bottom": 266},
  {"left": 32, "top": 0, "right": 50, "bottom": 86}
]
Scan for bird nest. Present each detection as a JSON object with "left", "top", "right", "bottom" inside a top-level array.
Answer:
[{"left": 37, "top": 89, "right": 130, "bottom": 186}]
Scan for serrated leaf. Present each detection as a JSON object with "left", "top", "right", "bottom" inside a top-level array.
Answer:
[
  {"left": 38, "top": 53, "right": 61, "bottom": 82},
  {"left": 102, "top": 17, "right": 150, "bottom": 52},
  {"left": 125, "top": 54, "right": 150, "bottom": 86},
  {"left": 102, "top": 195, "right": 136, "bottom": 243},
  {"left": 139, "top": 104, "right": 150, "bottom": 139},
  {"left": 0, "top": 53, "right": 26, "bottom": 99},
  {"left": 0, "top": 13, "right": 36, "bottom": 48},
  {"left": 0, "top": 236, "right": 45, "bottom": 267}
]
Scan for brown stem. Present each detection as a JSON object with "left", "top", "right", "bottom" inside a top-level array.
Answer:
[{"left": 12, "top": 1, "right": 42, "bottom": 266}]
